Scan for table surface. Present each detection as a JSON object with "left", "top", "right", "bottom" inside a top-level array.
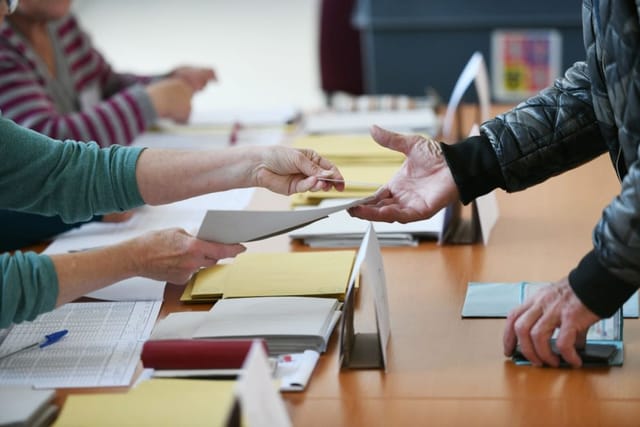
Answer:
[{"left": 48, "top": 106, "right": 640, "bottom": 426}]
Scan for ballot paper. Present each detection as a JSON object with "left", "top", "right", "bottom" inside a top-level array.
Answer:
[{"left": 197, "top": 195, "right": 375, "bottom": 244}]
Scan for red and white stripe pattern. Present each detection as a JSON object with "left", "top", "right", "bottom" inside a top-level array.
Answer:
[{"left": 0, "top": 14, "right": 157, "bottom": 146}]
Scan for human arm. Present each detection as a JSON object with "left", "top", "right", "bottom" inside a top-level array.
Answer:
[
  {"left": 135, "top": 144, "right": 344, "bottom": 205},
  {"left": 1, "top": 116, "right": 344, "bottom": 219},
  {"left": 504, "top": 157, "right": 640, "bottom": 368},
  {"left": 50, "top": 228, "right": 245, "bottom": 309},
  {"left": 0, "top": 14, "right": 200, "bottom": 146},
  {"left": 0, "top": 228, "right": 246, "bottom": 328}
]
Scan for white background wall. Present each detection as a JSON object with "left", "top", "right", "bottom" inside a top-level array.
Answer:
[{"left": 72, "top": 0, "right": 324, "bottom": 111}]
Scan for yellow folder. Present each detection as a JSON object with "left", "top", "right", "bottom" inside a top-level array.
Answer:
[
  {"left": 53, "top": 379, "right": 236, "bottom": 427},
  {"left": 185, "top": 250, "right": 356, "bottom": 302}
]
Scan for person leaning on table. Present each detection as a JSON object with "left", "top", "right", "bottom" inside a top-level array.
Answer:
[
  {"left": 350, "top": 0, "right": 640, "bottom": 368},
  {"left": 0, "top": 0, "right": 218, "bottom": 250},
  {"left": 0, "top": 113, "right": 344, "bottom": 328}
]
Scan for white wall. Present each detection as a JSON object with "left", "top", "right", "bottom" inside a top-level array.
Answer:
[{"left": 72, "top": 0, "right": 324, "bottom": 111}]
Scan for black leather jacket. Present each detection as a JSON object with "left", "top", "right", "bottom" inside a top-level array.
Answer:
[{"left": 442, "top": 0, "right": 640, "bottom": 318}]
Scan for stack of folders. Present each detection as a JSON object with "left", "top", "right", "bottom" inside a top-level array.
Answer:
[
  {"left": 303, "top": 106, "right": 439, "bottom": 136},
  {"left": 0, "top": 386, "right": 57, "bottom": 427},
  {"left": 290, "top": 134, "right": 404, "bottom": 207},
  {"left": 290, "top": 198, "right": 446, "bottom": 248},
  {"left": 152, "top": 297, "right": 342, "bottom": 355},
  {"left": 180, "top": 250, "right": 356, "bottom": 303}
]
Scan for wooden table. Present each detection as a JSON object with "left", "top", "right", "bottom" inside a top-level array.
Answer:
[{"left": 51, "top": 106, "right": 640, "bottom": 426}]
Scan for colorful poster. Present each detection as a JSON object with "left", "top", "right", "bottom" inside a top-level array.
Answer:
[{"left": 491, "top": 30, "right": 561, "bottom": 102}]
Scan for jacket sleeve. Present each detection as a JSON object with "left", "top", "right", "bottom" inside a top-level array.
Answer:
[
  {"left": 570, "top": 153, "right": 640, "bottom": 317},
  {"left": 442, "top": 62, "right": 607, "bottom": 203},
  {"left": 481, "top": 61, "right": 608, "bottom": 191}
]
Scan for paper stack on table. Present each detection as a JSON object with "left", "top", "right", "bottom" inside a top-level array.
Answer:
[{"left": 152, "top": 297, "right": 341, "bottom": 356}]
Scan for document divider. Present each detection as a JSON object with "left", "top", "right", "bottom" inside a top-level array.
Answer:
[
  {"left": 437, "top": 53, "right": 500, "bottom": 245},
  {"left": 438, "top": 191, "right": 499, "bottom": 245},
  {"left": 339, "top": 224, "right": 390, "bottom": 370}
]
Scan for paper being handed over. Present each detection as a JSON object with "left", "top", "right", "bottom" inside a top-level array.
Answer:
[{"left": 197, "top": 194, "right": 377, "bottom": 244}]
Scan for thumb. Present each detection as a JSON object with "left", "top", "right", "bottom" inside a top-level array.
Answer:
[
  {"left": 370, "top": 125, "right": 415, "bottom": 156},
  {"left": 295, "top": 150, "right": 334, "bottom": 178}
]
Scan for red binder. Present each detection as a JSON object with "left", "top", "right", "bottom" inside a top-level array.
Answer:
[{"left": 141, "top": 339, "right": 267, "bottom": 370}]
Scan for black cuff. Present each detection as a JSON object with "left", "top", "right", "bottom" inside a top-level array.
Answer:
[
  {"left": 440, "top": 135, "right": 506, "bottom": 205},
  {"left": 569, "top": 250, "right": 638, "bottom": 318}
]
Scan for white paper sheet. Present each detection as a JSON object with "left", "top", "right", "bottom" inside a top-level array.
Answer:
[
  {"left": 43, "top": 189, "right": 255, "bottom": 301},
  {"left": 441, "top": 52, "right": 491, "bottom": 141},
  {"left": 289, "top": 198, "right": 444, "bottom": 247},
  {"left": 275, "top": 350, "right": 320, "bottom": 392},
  {"left": 197, "top": 195, "right": 375, "bottom": 244},
  {"left": 236, "top": 342, "right": 292, "bottom": 427},
  {"left": 304, "top": 108, "right": 439, "bottom": 136},
  {"left": 0, "top": 301, "right": 161, "bottom": 388}
]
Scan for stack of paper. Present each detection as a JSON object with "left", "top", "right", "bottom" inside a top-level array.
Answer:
[
  {"left": 303, "top": 107, "right": 439, "bottom": 135},
  {"left": 0, "top": 301, "right": 161, "bottom": 389},
  {"left": 292, "top": 134, "right": 405, "bottom": 165},
  {"left": 290, "top": 199, "right": 445, "bottom": 248},
  {"left": 181, "top": 250, "right": 356, "bottom": 302},
  {"left": 152, "top": 297, "right": 342, "bottom": 355},
  {"left": 289, "top": 133, "right": 403, "bottom": 206}
]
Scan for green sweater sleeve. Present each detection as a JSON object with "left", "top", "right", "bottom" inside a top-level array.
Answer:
[
  {"left": 0, "top": 252, "right": 58, "bottom": 327},
  {"left": 0, "top": 117, "right": 146, "bottom": 327},
  {"left": 0, "top": 117, "right": 145, "bottom": 220}
]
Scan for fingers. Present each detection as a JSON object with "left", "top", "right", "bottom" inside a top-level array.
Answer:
[
  {"left": 505, "top": 298, "right": 564, "bottom": 367},
  {"left": 288, "top": 149, "right": 344, "bottom": 193},
  {"left": 198, "top": 240, "right": 246, "bottom": 262},
  {"left": 508, "top": 305, "right": 545, "bottom": 367},
  {"left": 502, "top": 279, "right": 600, "bottom": 368},
  {"left": 554, "top": 327, "right": 582, "bottom": 368},
  {"left": 503, "top": 303, "right": 528, "bottom": 356},
  {"left": 370, "top": 125, "right": 423, "bottom": 156},
  {"left": 298, "top": 149, "right": 342, "bottom": 178}
]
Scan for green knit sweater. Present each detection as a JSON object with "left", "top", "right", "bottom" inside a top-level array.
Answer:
[{"left": 0, "top": 117, "right": 145, "bottom": 327}]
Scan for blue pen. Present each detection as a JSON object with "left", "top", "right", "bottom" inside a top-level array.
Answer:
[{"left": 0, "top": 329, "right": 68, "bottom": 361}]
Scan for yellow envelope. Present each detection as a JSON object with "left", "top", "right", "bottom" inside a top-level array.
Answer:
[
  {"left": 189, "top": 264, "right": 230, "bottom": 300},
  {"left": 54, "top": 379, "right": 236, "bottom": 427},
  {"left": 190, "top": 251, "right": 356, "bottom": 300}
]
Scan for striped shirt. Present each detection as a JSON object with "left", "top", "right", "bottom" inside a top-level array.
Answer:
[{"left": 0, "top": 13, "right": 158, "bottom": 147}]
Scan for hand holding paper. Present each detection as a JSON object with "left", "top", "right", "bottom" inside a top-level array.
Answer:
[{"left": 252, "top": 145, "right": 345, "bottom": 194}]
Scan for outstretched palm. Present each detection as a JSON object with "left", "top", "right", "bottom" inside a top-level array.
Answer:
[{"left": 350, "top": 126, "right": 459, "bottom": 223}]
